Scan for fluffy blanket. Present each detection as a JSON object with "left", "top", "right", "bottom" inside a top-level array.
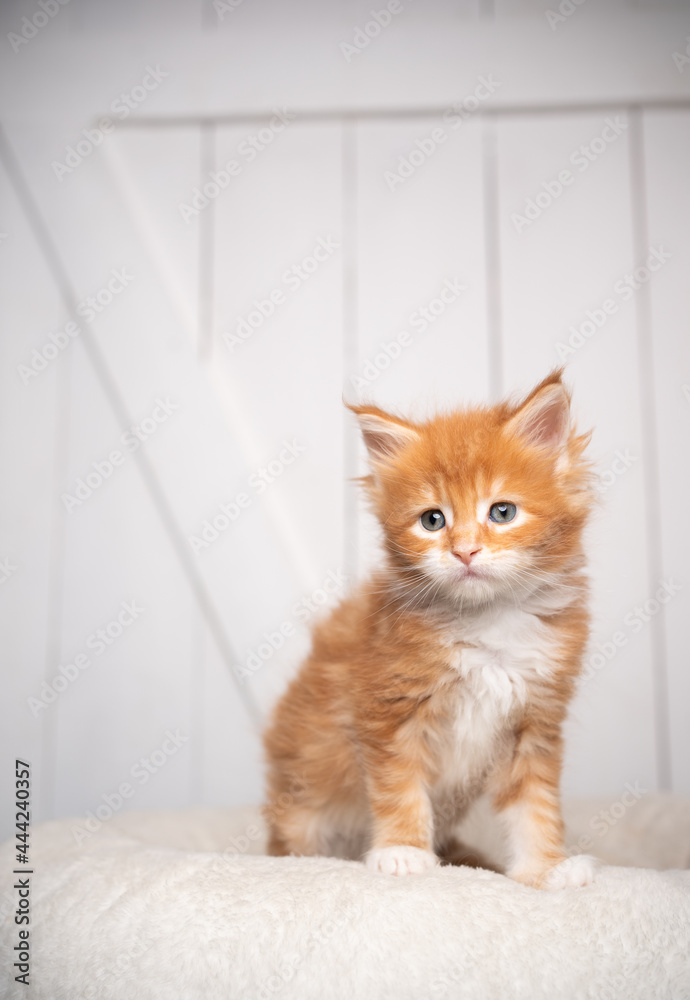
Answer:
[{"left": 1, "top": 797, "right": 689, "bottom": 999}]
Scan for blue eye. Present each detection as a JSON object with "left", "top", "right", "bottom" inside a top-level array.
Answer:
[
  {"left": 420, "top": 510, "right": 446, "bottom": 531},
  {"left": 489, "top": 502, "right": 517, "bottom": 523}
]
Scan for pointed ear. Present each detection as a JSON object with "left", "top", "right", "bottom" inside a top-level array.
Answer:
[
  {"left": 504, "top": 376, "right": 570, "bottom": 452},
  {"left": 348, "top": 404, "right": 419, "bottom": 463}
]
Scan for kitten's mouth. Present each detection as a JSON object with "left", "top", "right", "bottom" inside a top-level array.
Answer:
[
  {"left": 446, "top": 565, "right": 498, "bottom": 604},
  {"left": 455, "top": 565, "right": 486, "bottom": 582}
]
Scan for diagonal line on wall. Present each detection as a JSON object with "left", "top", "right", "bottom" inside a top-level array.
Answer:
[
  {"left": 101, "top": 132, "right": 320, "bottom": 595},
  {"left": 198, "top": 121, "right": 216, "bottom": 361},
  {"left": 0, "top": 123, "right": 263, "bottom": 733}
]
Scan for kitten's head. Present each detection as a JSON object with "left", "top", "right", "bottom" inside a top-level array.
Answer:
[{"left": 350, "top": 370, "right": 593, "bottom": 607}]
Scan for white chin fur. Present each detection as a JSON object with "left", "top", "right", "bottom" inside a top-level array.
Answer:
[
  {"left": 448, "top": 576, "right": 500, "bottom": 606},
  {"left": 366, "top": 845, "right": 439, "bottom": 876}
]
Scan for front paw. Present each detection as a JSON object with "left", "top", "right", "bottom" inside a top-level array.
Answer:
[
  {"left": 366, "top": 845, "right": 438, "bottom": 876},
  {"left": 543, "top": 854, "right": 598, "bottom": 889},
  {"left": 509, "top": 854, "right": 598, "bottom": 889}
]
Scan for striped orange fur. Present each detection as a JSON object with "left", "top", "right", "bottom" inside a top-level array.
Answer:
[{"left": 263, "top": 370, "right": 597, "bottom": 887}]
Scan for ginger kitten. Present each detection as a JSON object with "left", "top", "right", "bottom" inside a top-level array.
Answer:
[{"left": 263, "top": 370, "right": 597, "bottom": 888}]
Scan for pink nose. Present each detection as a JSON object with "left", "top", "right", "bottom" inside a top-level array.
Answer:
[{"left": 454, "top": 548, "right": 482, "bottom": 567}]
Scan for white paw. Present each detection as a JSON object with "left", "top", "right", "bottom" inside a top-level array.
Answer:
[
  {"left": 544, "top": 854, "right": 599, "bottom": 889},
  {"left": 366, "top": 845, "right": 438, "bottom": 876}
]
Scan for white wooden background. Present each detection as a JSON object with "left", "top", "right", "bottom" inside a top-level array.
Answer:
[{"left": 1, "top": 0, "right": 689, "bottom": 842}]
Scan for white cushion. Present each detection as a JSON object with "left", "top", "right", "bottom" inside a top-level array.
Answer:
[{"left": 1, "top": 797, "right": 689, "bottom": 999}]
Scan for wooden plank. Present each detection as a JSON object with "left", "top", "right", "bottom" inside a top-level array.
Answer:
[
  {"left": 493, "top": 0, "right": 629, "bottom": 21},
  {"left": 2, "top": 6, "right": 689, "bottom": 130},
  {"left": 212, "top": 121, "right": 345, "bottom": 714},
  {"left": 353, "top": 116, "right": 489, "bottom": 576},
  {"left": 104, "top": 127, "right": 201, "bottom": 346},
  {"left": 196, "top": 620, "right": 265, "bottom": 807},
  {"left": 3, "top": 1, "right": 690, "bottom": 825},
  {"left": 0, "top": 155, "right": 64, "bottom": 835},
  {"left": 2, "top": 121, "right": 267, "bottom": 817},
  {"left": 52, "top": 341, "right": 197, "bottom": 819},
  {"left": 354, "top": 119, "right": 489, "bottom": 409},
  {"left": 497, "top": 111, "right": 658, "bottom": 796},
  {"left": 642, "top": 109, "right": 690, "bottom": 794}
]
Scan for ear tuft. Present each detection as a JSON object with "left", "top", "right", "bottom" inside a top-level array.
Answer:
[
  {"left": 348, "top": 404, "right": 419, "bottom": 463},
  {"left": 505, "top": 375, "right": 570, "bottom": 452}
]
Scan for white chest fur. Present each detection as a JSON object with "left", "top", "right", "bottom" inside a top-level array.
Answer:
[
  {"left": 430, "top": 605, "right": 560, "bottom": 807},
  {"left": 448, "top": 605, "right": 560, "bottom": 705}
]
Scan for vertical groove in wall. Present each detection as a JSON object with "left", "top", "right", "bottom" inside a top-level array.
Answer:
[
  {"left": 0, "top": 124, "right": 263, "bottom": 735},
  {"left": 190, "top": 604, "right": 205, "bottom": 804},
  {"left": 482, "top": 120, "right": 503, "bottom": 401},
  {"left": 201, "top": 0, "right": 216, "bottom": 31},
  {"left": 628, "top": 106, "right": 672, "bottom": 791},
  {"left": 198, "top": 122, "right": 216, "bottom": 360},
  {"left": 342, "top": 118, "right": 359, "bottom": 580},
  {"left": 40, "top": 348, "right": 72, "bottom": 822}
]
